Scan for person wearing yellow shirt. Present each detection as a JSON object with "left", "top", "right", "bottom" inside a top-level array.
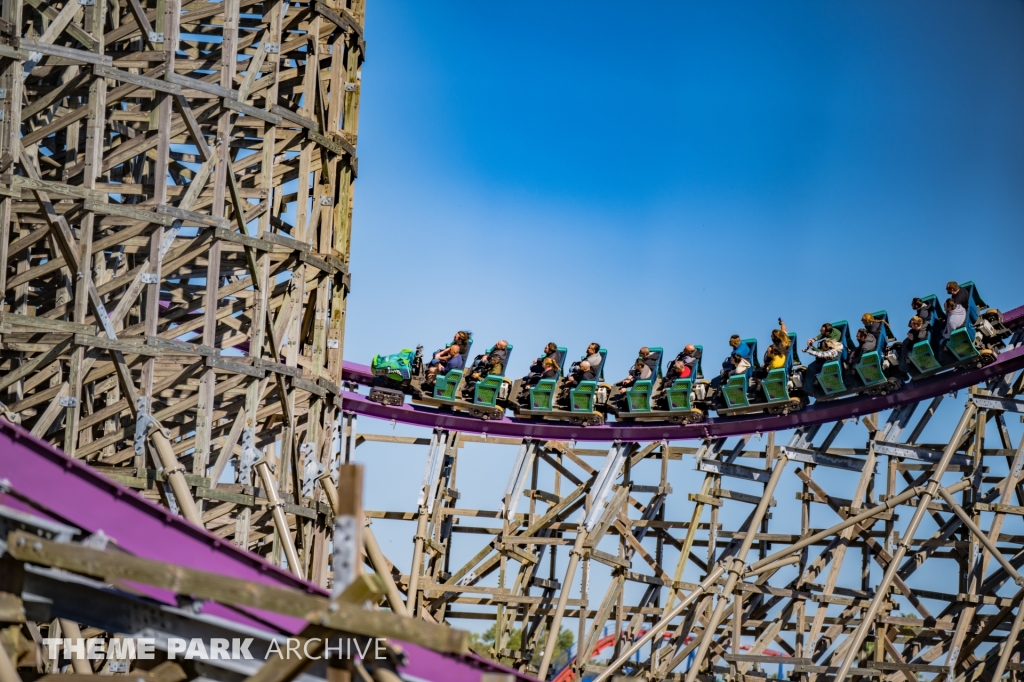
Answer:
[{"left": 764, "top": 345, "right": 787, "bottom": 370}]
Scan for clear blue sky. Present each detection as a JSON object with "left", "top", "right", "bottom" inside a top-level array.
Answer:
[
  {"left": 344, "top": 0, "right": 1024, "bottom": 642},
  {"left": 347, "top": 0, "right": 1024, "bottom": 370}
]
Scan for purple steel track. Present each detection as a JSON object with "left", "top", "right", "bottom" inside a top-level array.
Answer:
[
  {"left": 340, "top": 306, "right": 1024, "bottom": 442},
  {"left": 0, "top": 418, "right": 537, "bottom": 681}
]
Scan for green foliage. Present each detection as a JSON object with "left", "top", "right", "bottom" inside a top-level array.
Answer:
[{"left": 469, "top": 624, "right": 574, "bottom": 667}]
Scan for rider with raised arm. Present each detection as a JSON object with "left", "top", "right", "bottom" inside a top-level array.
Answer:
[{"left": 770, "top": 318, "right": 790, "bottom": 353}]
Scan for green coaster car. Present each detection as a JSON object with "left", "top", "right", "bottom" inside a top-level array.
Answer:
[
  {"left": 613, "top": 346, "right": 707, "bottom": 425},
  {"left": 368, "top": 346, "right": 423, "bottom": 406},
  {"left": 368, "top": 336, "right": 518, "bottom": 420},
  {"left": 808, "top": 312, "right": 904, "bottom": 401},
  {"left": 713, "top": 333, "right": 807, "bottom": 417},
  {"left": 501, "top": 346, "right": 569, "bottom": 413},
  {"left": 434, "top": 343, "right": 513, "bottom": 419},
  {"left": 368, "top": 338, "right": 471, "bottom": 406},
  {"left": 504, "top": 346, "right": 610, "bottom": 426},
  {"left": 372, "top": 348, "right": 419, "bottom": 383},
  {"left": 904, "top": 282, "right": 1008, "bottom": 380}
]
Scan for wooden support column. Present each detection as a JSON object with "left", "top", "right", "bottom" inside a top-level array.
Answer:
[
  {"left": 833, "top": 403, "right": 977, "bottom": 680},
  {"left": 332, "top": 464, "right": 364, "bottom": 596}
]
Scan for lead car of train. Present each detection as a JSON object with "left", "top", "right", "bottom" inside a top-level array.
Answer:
[{"left": 366, "top": 281, "right": 1011, "bottom": 426}]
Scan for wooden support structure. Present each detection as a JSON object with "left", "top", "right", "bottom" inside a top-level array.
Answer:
[
  {"left": 0, "top": 0, "right": 363, "bottom": 588},
  {"left": 2, "top": 0, "right": 1024, "bottom": 680},
  {"left": 345, "top": 370, "right": 1024, "bottom": 682}
]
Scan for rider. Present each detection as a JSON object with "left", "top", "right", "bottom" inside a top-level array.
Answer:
[
  {"left": 947, "top": 281, "right": 971, "bottom": 310},
  {"left": 805, "top": 322, "right": 841, "bottom": 351},
  {"left": 762, "top": 318, "right": 790, "bottom": 369},
  {"left": 462, "top": 346, "right": 506, "bottom": 399},
  {"left": 560, "top": 343, "right": 601, "bottom": 392},
  {"left": 664, "top": 359, "right": 693, "bottom": 384},
  {"left": 713, "top": 336, "right": 753, "bottom": 388},
  {"left": 860, "top": 313, "right": 891, "bottom": 351},
  {"left": 617, "top": 357, "right": 652, "bottom": 392},
  {"left": 611, "top": 358, "right": 651, "bottom": 409},
  {"left": 802, "top": 337, "right": 844, "bottom": 395},
  {"left": 583, "top": 343, "right": 602, "bottom": 372},
  {"left": 899, "top": 315, "right": 929, "bottom": 374},
  {"left": 911, "top": 298, "right": 934, "bottom": 328},
  {"left": 674, "top": 344, "right": 698, "bottom": 362},
  {"left": 674, "top": 345, "right": 700, "bottom": 376},
  {"left": 847, "top": 327, "right": 878, "bottom": 370},
  {"left": 762, "top": 344, "right": 787, "bottom": 372},
  {"left": 654, "top": 346, "right": 698, "bottom": 403},
  {"left": 424, "top": 342, "right": 463, "bottom": 386},
  {"left": 638, "top": 347, "right": 660, "bottom": 374},
  {"left": 488, "top": 340, "right": 510, "bottom": 372},
  {"left": 730, "top": 335, "right": 754, "bottom": 362},
  {"left": 519, "top": 357, "right": 560, "bottom": 403},
  {"left": 941, "top": 297, "right": 967, "bottom": 347},
  {"left": 427, "top": 331, "right": 470, "bottom": 370},
  {"left": 770, "top": 318, "right": 790, "bottom": 353},
  {"left": 718, "top": 352, "right": 751, "bottom": 387},
  {"left": 528, "top": 343, "right": 559, "bottom": 376},
  {"left": 558, "top": 360, "right": 596, "bottom": 403}
]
